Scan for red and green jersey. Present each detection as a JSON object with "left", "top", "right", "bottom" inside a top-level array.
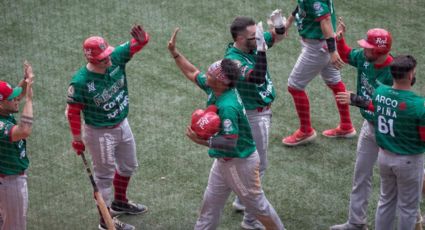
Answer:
[
  {"left": 67, "top": 42, "right": 133, "bottom": 127},
  {"left": 373, "top": 85, "right": 425, "bottom": 155},
  {"left": 224, "top": 31, "right": 275, "bottom": 110},
  {"left": 295, "top": 0, "right": 336, "bottom": 39},
  {"left": 0, "top": 115, "right": 28, "bottom": 175},
  {"left": 196, "top": 72, "right": 256, "bottom": 158},
  {"left": 348, "top": 49, "right": 393, "bottom": 121}
]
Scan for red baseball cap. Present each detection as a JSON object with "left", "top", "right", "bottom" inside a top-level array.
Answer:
[{"left": 0, "top": 81, "right": 22, "bottom": 101}]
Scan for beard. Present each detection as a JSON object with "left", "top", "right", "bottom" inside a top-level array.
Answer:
[
  {"left": 365, "top": 55, "right": 378, "bottom": 62},
  {"left": 411, "top": 76, "right": 416, "bottom": 86}
]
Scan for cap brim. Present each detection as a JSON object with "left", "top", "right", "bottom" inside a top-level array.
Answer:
[
  {"left": 96, "top": 46, "right": 115, "bottom": 60},
  {"left": 8, "top": 87, "right": 22, "bottom": 100},
  {"left": 357, "top": 39, "right": 376, "bottom": 49}
]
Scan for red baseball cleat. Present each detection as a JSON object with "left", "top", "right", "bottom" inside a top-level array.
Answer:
[
  {"left": 322, "top": 126, "right": 356, "bottom": 138},
  {"left": 282, "top": 129, "right": 317, "bottom": 146}
]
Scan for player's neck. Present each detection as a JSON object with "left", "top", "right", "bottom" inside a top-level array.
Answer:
[
  {"left": 392, "top": 80, "right": 412, "bottom": 91},
  {"left": 86, "top": 63, "right": 107, "bottom": 74}
]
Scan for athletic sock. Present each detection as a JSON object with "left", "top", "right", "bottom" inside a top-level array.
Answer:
[
  {"left": 288, "top": 86, "right": 313, "bottom": 134},
  {"left": 327, "top": 81, "right": 353, "bottom": 130},
  {"left": 113, "top": 171, "right": 130, "bottom": 203}
]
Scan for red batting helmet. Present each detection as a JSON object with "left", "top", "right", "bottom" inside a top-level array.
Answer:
[
  {"left": 191, "top": 105, "right": 221, "bottom": 140},
  {"left": 357, "top": 28, "right": 392, "bottom": 57},
  {"left": 83, "top": 36, "right": 115, "bottom": 64}
]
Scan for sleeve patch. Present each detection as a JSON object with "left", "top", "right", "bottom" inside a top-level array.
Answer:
[
  {"left": 223, "top": 119, "right": 233, "bottom": 132},
  {"left": 313, "top": 2, "right": 324, "bottom": 15}
]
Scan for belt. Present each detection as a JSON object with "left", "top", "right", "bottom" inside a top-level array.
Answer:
[
  {"left": 218, "top": 157, "right": 233, "bottom": 162},
  {"left": 0, "top": 171, "right": 25, "bottom": 178},
  {"left": 256, "top": 104, "right": 271, "bottom": 112}
]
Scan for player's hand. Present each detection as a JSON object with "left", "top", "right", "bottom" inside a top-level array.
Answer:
[
  {"left": 330, "top": 51, "right": 344, "bottom": 70},
  {"left": 255, "top": 22, "right": 267, "bottom": 52},
  {"left": 336, "top": 17, "right": 346, "bottom": 40},
  {"left": 186, "top": 126, "right": 206, "bottom": 146},
  {"left": 72, "top": 140, "right": 85, "bottom": 155},
  {"left": 130, "top": 24, "right": 148, "bottom": 44},
  {"left": 335, "top": 91, "right": 352, "bottom": 105},
  {"left": 270, "top": 9, "right": 286, "bottom": 31},
  {"left": 167, "top": 27, "right": 180, "bottom": 55},
  {"left": 24, "top": 61, "right": 34, "bottom": 100}
]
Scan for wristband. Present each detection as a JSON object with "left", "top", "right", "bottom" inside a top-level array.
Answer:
[
  {"left": 292, "top": 6, "right": 299, "bottom": 17},
  {"left": 326, "top": 37, "right": 336, "bottom": 53},
  {"left": 275, "top": 27, "right": 285, "bottom": 35}
]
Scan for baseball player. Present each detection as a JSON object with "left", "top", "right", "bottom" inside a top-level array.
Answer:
[
  {"left": 339, "top": 55, "right": 425, "bottom": 230},
  {"left": 224, "top": 13, "right": 286, "bottom": 227},
  {"left": 168, "top": 27, "right": 285, "bottom": 230},
  {"left": 0, "top": 61, "right": 34, "bottom": 230},
  {"left": 282, "top": 0, "right": 355, "bottom": 146},
  {"left": 66, "top": 25, "right": 149, "bottom": 230},
  {"left": 330, "top": 18, "right": 393, "bottom": 230}
]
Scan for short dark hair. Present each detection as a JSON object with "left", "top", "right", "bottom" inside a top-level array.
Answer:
[
  {"left": 221, "top": 59, "right": 240, "bottom": 88},
  {"left": 230, "top": 16, "right": 256, "bottom": 41},
  {"left": 390, "top": 55, "right": 417, "bottom": 80}
]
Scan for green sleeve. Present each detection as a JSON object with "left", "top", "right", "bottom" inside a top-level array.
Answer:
[
  {"left": 67, "top": 79, "right": 85, "bottom": 104},
  {"left": 218, "top": 106, "right": 239, "bottom": 136},
  {"left": 264, "top": 31, "right": 274, "bottom": 49},
  {"left": 111, "top": 41, "right": 131, "bottom": 65},
  {"left": 311, "top": 1, "right": 331, "bottom": 18},
  {"left": 348, "top": 48, "right": 363, "bottom": 68},
  {"left": 195, "top": 72, "right": 210, "bottom": 94}
]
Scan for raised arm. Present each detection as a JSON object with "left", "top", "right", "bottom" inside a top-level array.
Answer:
[
  {"left": 129, "top": 24, "right": 150, "bottom": 57},
  {"left": 335, "top": 17, "right": 352, "bottom": 63},
  {"left": 167, "top": 27, "right": 200, "bottom": 84},
  {"left": 11, "top": 61, "right": 34, "bottom": 141}
]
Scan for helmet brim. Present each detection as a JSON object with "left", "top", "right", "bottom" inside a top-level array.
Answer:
[
  {"left": 95, "top": 46, "right": 115, "bottom": 61},
  {"left": 357, "top": 39, "right": 376, "bottom": 49},
  {"left": 7, "top": 87, "right": 22, "bottom": 100}
]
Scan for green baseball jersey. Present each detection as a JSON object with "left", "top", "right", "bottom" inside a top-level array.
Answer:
[
  {"left": 67, "top": 41, "right": 133, "bottom": 127},
  {"left": 373, "top": 85, "right": 425, "bottom": 155},
  {"left": 67, "top": 42, "right": 131, "bottom": 127},
  {"left": 224, "top": 31, "right": 275, "bottom": 110},
  {"left": 196, "top": 72, "right": 256, "bottom": 158},
  {"left": 0, "top": 115, "right": 28, "bottom": 175},
  {"left": 295, "top": 0, "right": 336, "bottom": 39},
  {"left": 348, "top": 49, "right": 393, "bottom": 121}
]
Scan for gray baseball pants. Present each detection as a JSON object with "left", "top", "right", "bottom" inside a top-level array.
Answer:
[
  {"left": 375, "top": 149, "right": 423, "bottom": 230},
  {"left": 288, "top": 38, "right": 341, "bottom": 90},
  {"left": 194, "top": 151, "right": 284, "bottom": 230},
  {"left": 0, "top": 174, "right": 28, "bottom": 230},
  {"left": 83, "top": 118, "right": 138, "bottom": 206},
  {"left": 348, "top": 120, "right": 378, "bottom": 225}
]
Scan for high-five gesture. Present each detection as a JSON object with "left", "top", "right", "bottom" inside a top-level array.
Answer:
[
  {"left": 167, "top": 27, "right": 180, "bottom": 57},
  {"left": 130, "top": 24, "right": 148, "bottom": 44},
  {"left": 336, "top": 17, "right": 346, "bottom": 40},
  {"left": 24, "top": 61, "right": 34, "bottom": 100}
]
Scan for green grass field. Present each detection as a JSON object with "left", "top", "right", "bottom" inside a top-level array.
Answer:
[{"left": 1, "top": 0, "right": 425, "bottom": 229}]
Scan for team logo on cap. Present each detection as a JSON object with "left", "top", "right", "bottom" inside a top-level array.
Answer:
[{"left": 375, "top": 37, "right": 388, "bottom": 48}]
